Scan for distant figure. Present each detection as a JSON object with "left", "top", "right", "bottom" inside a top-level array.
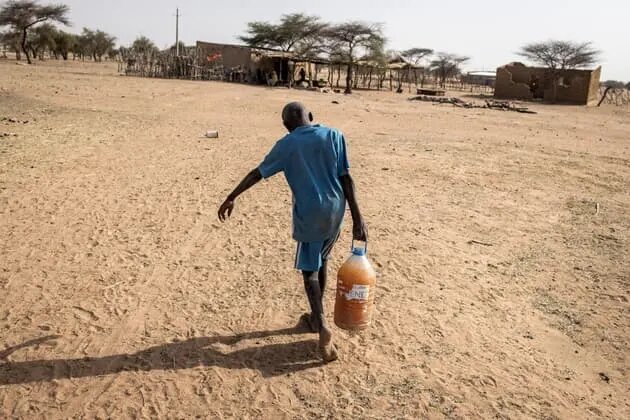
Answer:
[
  {"left": 298, "top": 67, "right": 306, "bottom": 83},
  {"left": 267, "top": 70, "right": 278, "bottom": 87},
  {"left": 529, "top": 76, "right": 540, "bottom": 97},
  {"left": 218, "top": 102, "right": 367, "bottom": 363}
]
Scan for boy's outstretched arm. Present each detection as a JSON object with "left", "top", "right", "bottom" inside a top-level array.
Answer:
[
  {"left": 218, "top": 168, "right": 263, "bottom": 221},
  {"left": 340, "top": 174, "right": 368, "bottom": 241}
]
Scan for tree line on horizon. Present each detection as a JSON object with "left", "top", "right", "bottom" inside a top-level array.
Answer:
[
  {"left": 2, "top": 1, "right": 624, "bottom": 92},
  {"left": 0, "top": 0, "right": 165, "bottom": 64},
  {"left": 1, "top": 23, "right": 118, "bottom": 62}
]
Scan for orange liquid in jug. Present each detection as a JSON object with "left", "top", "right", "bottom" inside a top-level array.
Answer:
[{"left": 334, "top": 245, "right": 377, "bottom": 330}]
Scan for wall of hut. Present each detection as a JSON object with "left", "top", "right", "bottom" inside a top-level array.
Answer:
[
  {"left": 494, "top": 62, "right": 601, "bottom": 105},
  {"left": 196, "top": 41, "right": 253, "bottom": 81}
]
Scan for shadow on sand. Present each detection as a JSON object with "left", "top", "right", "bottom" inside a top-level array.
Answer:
[{"left": 0, "top": 325, "right": 323, "bottom": 385}]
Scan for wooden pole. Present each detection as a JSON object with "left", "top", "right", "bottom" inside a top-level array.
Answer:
[
  {"left": 597, "top": 86, "right": 612, "bottom": 107},
  {"left": 175, "top": 8, "right": 180, "bottom": 56}
]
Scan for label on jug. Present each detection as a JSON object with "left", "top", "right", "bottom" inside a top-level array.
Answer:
[{"left": 345, "top": 285, "right": 370, "bottom": 301}]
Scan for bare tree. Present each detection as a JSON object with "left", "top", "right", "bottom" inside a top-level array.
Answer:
[
  {"left": 0, "top": 0, "right": 70, "bottom": 64},
  {"left": 430, "top": 53, "right": 469, "bottom": 87},
  {"left": 324, "top": 21, "right": 385, "bottom": 94}
]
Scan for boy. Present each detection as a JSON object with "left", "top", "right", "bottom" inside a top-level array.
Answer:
[{"left": 218, "top": 102, "right": 367, "bottom": 362}]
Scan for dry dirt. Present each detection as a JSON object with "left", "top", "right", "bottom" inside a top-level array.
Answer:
[{"left": 1, "top": 60, "right": 628, "bottom": 419}]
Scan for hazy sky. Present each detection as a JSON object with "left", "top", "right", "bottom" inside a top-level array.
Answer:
[{"left": 58, "top": 0, "right": 628, "bottom": 80}]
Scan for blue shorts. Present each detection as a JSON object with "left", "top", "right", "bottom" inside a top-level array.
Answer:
[{"left": 294, "top": 231, "right": 341, "bottom": 272}]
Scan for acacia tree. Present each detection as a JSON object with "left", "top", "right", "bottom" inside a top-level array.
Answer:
[
  {"left": 27, "top": 21, "right": 56, "bottom": 59},
  {"left": 107, "top": 46, "right": 118, "bottom": 61},
  {"left": 0, "top": 29, "right": 22, "bottom": 59},
  {"left": 131, "top": 35, "right": 158, "bottom": 60},
  {"left": 76, "top": 28, "right": 94, "bottom": 59},
  {"left": 0, "top": 0, "right": 70, "bottom": 64},
  {"left": 402, "top": 47, "right": 433, "bottom": 87},
  {"left": 92, "top": 29, "right": 115, "bottom": 61},
  {"left": 361, "top": 43, "right": 387, "bottom": 89},
  {"left": 401, "top": 47, "right": 433, "bottom": 66},
  {"left": 117, "top": 45, "right": 130, "bottom": 61},
  {"left": 52, "top": 28, "right": 72, "bottom": 59},
  {"left": 518, "top": 40, "right": 601, "bottom": 101},
  {"left": 327, "top": 44, "right": 346, "bottom": 88},
  {"left": 70, "top": 29, "right": 114, "bottom": 61},
  {"left": 324, "top": 21, "right": 385, "bottom": 94},
  {"left": 239, "top": 13, "right": 326, "bottom": 53},
  {"left": 602, "top": 80, "right": 625, "bottom": 89},
  {"left": 71, "top": 29, "right": 89, "bottom": 60},
  {"left": 518, "top": 40, "right": 600, "bottom": 71},
  {"left": 430, "top": 52, "right": 469, "bottom": 87}
]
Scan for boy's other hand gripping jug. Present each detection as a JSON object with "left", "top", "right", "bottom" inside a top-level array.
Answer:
[{"left": 334, "top": 241, "right": 377, "bottom": 330}]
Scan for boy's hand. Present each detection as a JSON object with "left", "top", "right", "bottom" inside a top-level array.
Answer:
[
  {"left": 218, "top": 198, "right": 235, "bottom": 222},
  {"left": 353, "top": 219, "right": 368, "bottom": 242}
]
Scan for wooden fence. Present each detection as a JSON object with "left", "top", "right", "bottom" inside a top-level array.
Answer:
[
  {"left": 119, "top": 53, "right": 496, "bottom": 96},
  {"left": 323, "top": 64, "right": 494, "bottom": 94},
  {"left": 598, "top": 87, "right": 630, "bottom": 106}
]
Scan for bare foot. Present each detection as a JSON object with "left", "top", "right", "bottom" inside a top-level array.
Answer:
[{"left": 319, "top": 326, "right": 338, "bottom": 363}]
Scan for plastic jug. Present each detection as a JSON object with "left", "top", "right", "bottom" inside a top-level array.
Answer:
[{"left": 334, "top": 241, "right": 377, "bottom": 330}]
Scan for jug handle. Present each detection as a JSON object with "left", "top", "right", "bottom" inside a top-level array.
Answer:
[{"left": 352, "top": 240, "right": 368, "bottom": 255}]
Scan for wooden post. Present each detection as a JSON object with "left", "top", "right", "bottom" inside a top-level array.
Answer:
[
  {"left": 597, "top": 86, "right": 612, "bottom": 107},
  {"left": 308, "top": 61, "right": 313, "bottom": 87},
  {"left": 279, "top": 59, "right": 283, "bottom": 85},
  {"left": 328, "top": 63, "right": 335, "bottom": 88},
  {"left": 175, "top": 8, "right": 180, "bottom": 56}
]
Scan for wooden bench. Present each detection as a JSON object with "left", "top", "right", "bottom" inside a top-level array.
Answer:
[{"left": 416, "top": 88, "right": 446, "bottom": 96}]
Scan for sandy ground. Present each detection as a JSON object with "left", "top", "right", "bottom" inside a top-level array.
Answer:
[{"left": 0, "top": 60, "right": 628, "bottom": 419}]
